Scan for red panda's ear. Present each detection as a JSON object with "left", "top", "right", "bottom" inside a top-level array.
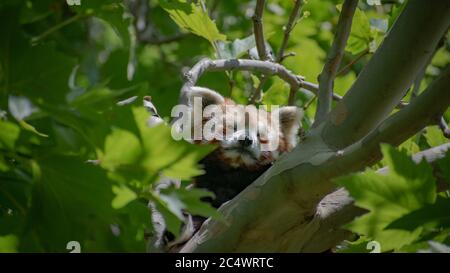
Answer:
[
  {"left": 188, "top": 86, "right": 225, "bottom": 109},
  {"left": 276, "top": 107, "right": 303, "bottom": 147}
]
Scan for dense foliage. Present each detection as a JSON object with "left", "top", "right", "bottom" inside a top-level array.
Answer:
[{"left": 0, "top": 0, "right": 449, "bottom": 252}]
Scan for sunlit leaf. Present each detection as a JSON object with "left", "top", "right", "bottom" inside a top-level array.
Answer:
[
  {"left": 0, "top": 120, "right": 20, "bottom": 150},
  {"left": 112, "top": 185, "right": 137, "bottom": 209},
  {"left": 337, "top": 5, "right": 371, "bottom": 55},
  {"left": 160, "top": 0, "right": 226, "bottom": 44},
  {"left": 0, "top": 234, "right": 18, "bottom": 253},
  {"left": 336, "top": 144, "right": 436, "bottom": 251}
]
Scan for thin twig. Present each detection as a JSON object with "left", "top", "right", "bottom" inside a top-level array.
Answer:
[
  {"left": 252, "top": 0, "right": 269, "bottom": 61},
  {"left": 276, "top": 0, "right": 304, "bottom": 62},
  {"left": 288, "top": 86, "right": 298, "bottom": 106},
  {"left": 248, "top": 74, "right": 266, "bottom": 104},
  {"left": 250, "top": 1, "right": 303, "bottom": 104},
  {"left": 303, "top": 95, "right": 317, "bottom": 111},
  {"left": 278, "top": 0, "right": 304, "bottom": 105},
  {"left": 336, "top": 48, "right": 370, "bottom": 76},
  {"left": 315, "top": 0, "right": 358, "bottom": 125},
  {"left": 245, "top": 2, "right": 269, "bottom": 101},
  {"left": 31, "top": 13, "right": 86, "bottom": 44},
  {"left": 178, "top": 58, "right": 416, "bottom": 110},
  {"left": 279, "top": 52, "right": 296, "bottom": 63}
]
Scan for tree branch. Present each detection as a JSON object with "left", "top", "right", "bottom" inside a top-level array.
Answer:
[
  {"left": 179, "top": 58, "right": 408, "bottom": 110},
  {"left": 319, "top": 1, "right": 450, "bottom": 149},
  {"left": 303, "top": 142, "right": 450, "bottom": 252},
  {"left": 179, "top": 58, "right": 306, "bottom": 105},
  {"left": 250, "top": 0, "right": 303, "bottom": 104},
  {"left": 336, "top": 48, "right": 370, "bottom": 76},
  {"left": 179, "top": 61, "right": 450, "bottom": 253},
  {"left": 315, "top": 0, "right": 358, "bottom": 125},
  {"left": 277, "top": 0, "right": 304, "bottom": 63},
  {"left": 171, "top": 0, "right": 450, "bottom": 254},
  {"left": 252, "top": 0, "right": 269, "bottom": 61}
]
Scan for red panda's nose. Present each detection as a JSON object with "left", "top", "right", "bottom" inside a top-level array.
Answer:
[{"left": 239, "top": 136, "right": 253, "bottom": 147}]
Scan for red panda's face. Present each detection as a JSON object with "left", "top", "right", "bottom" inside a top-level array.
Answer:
[
  {"left": 213, "top": 103, "right": 285, "bottom": 169},
  {"left": 184, "top": 87, "right": 302, "bottom": 170}
]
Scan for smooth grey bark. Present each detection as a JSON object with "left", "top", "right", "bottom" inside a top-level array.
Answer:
[
  {"left": 180, "top": 64, "right": 450, "bottom": 252},
  {"left": 252, "top": 0, "right": 269, "bottom": 61},
  {"left": 178, "top": 1, "right": 450, "bottom": 253},
  {"left": 320, "top": 1, "right": 450, "bottom": 149},
  {"left": 315, "top": 0, "right": 358, "bottom": 124}
]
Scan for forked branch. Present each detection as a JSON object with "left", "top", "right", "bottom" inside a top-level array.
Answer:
[{"left": 314, "top": 0, "right": 358, "bottom": 124}]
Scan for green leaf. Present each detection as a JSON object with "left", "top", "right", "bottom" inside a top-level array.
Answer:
[
  {"left": 0, "top": 234, "right": 18, "bottom": 253},
  {"left": 336, "top": 236, "right": 373, "bottom": 253},
  {"left": 377, "top": 138, "right": 420, "bottom": 168},
  {"left": 149, "top": 191, "right": 183, "bottom": 237},
  {"left": 1, "top": 33, "right": 76, "bottom": 104},
  {"left": 424, "top": 126, "right": 449, "bottom": 148},
  {"left": 389, "top": 1, "right": 407, "bottom": 28},
  {"left": 0, "top": 176, "right": 31, "bottom": 214},
  {"left": 0, "top": 120, "right": 20, "bottom": 150},
  {"left": 334, "top": 72, "right": 356, "bottom": 96},
  {"left": 338, "top": 5, "right": 371, "bottom": 55},
  {"left": 101, "top": 128, "right": 142, "bottom": 170},
  {"left": 336, "top": 144, "right": 437, "bottom": 251},
  {"left": 112, "top": 185, "right": 137, "bottom": 209},
  {"left": 152, "top": 186, "right": 223, "bottom": 237},
  {"left": 284, "top": 36, "right": 326, "bottom": 84},
  {"left": 28, "top": 155, "right": 115, "bottom": 251},
  {"left": 387, "top": 197, "right": 450, "bottom": 232},
  {"left": 160, "top": 0, "right": 226, "bottom": 44},
  {"left": 161, "top": 187, "right": 223, "bottom": 221},
  {"left": 0, "top": 155, "right": 9, "bottom": 172},
  {"left": 262, "top": 78, "right": 290, "bottom": 106},
  {"left": 138, "top": 120, "right": 216, "bottom": 181},
  {"left": 216, "top": 35, "right": 256, "bottom": 59}
]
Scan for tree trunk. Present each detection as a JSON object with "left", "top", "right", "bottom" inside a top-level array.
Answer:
[{"left": 179, "top": 1, "right": 450, "bottom": 253}]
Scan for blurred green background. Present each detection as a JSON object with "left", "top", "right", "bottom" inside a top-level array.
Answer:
[{"left": 0, "top": 0, "right": 449, "bottom": 252}]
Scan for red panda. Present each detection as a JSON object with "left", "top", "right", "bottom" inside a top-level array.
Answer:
[
  {"left": 147, "top": 87, "right": 302, "bottom": 252},
  {"left": 183, "top": 87, "right": 302, "bottom": 208}
]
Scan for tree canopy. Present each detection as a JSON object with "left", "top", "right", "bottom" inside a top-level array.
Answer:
[{"left": 0, "top": 0, "right": 449, "bottom": 253}]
